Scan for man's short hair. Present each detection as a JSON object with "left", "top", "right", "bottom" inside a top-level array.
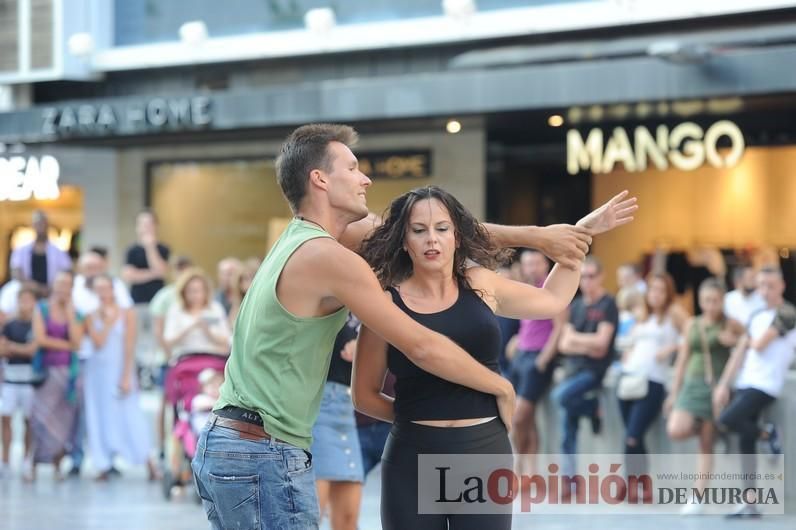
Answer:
[
  {"left": 137, "top": 209, "right": 158, "bottom": 224},
  {"left": 759, "top": 266, "right": 783, "bottom": 279},
  {"left": 174, "top": 255, "right": 194, "bottom": 272},
  {"left": 17, "top": 284, "right": 38, "bottom": 300},
  {"left": 584, "top": 255, "right": 603, "bottom": 273},
  {"left": 89, "top": 246, "right": 108, "bottom": 259},
  {"left": 275, "top": 124, "right": 359, "bottom": 213},
  {"left": 732, "top": 263, "right": 755, "bottom": 281}
]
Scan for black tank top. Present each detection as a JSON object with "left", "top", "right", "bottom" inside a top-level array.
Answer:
[{"left": 387, "top": 286, "right": 501, "bottom": 422}]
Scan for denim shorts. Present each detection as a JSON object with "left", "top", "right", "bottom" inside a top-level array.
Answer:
[
  {"left": 508, "top": 349, "right": 555, "bottom": 403},
  {"left": 310, "top": 381, "right": 364, "bottom": 482},
  {"left": 192, "top": 415, "right": 320, "bottom": 530}
]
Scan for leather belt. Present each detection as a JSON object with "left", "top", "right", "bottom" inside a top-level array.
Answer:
[{"left": 211, "top": 413, "right": 286, "bottom": 443}]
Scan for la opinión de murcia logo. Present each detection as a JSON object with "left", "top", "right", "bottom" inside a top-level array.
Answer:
[
  {"left": 435, "top": 463, "right": 651, "bottom": 512},
  {"left": 432, "top": 463, "right": 781, "bottom": 513}
]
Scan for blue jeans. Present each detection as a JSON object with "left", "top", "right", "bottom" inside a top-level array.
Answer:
[
  {"left": 552, "top": 370, "right": 601, "bottom": 474},
  {"left": 192, "top": 416, "right": 320, "bottom": 530},
  {"left": 357, "top": 421, "right": 391, "bottom": 478}
]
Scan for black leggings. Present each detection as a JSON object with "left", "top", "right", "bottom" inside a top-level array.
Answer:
[
  {"left": 718, "top": 388, "right": 775, "bottom": 490},
  {"left": 618, "top": 381, "right": 666, "bottom": 477},
  {"left": 381, "top": 419, "right": 513, "bottom": 530}
]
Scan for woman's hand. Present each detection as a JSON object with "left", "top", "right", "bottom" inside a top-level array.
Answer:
[
  {"left": 577, "top": 190, "right": 638, "bottom": 235},
  {"left": 118, "top": 374, "right": 132, "bottom": 397},
  {"left": 717, "top": 326, "right": 738, "bottom": 347},
  {"left": 712, "top": 384, "right": 731, "bottom": 420},
  {"left": 662, "top": 394, "right": 676, "bottom": 417},
  {"left": 496, "top": 381, "right": 516, "bottom": 433}
]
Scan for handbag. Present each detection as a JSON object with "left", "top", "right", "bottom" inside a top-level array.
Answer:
[{"left": 617, "top": 372, "right": 649, "bottom": 400}]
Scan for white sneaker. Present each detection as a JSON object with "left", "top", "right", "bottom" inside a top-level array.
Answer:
[
  {"left": 726, "top": 503, "right": 761, "bottom": 519},
  {"left": 680, "top": 502, "right": 705, "bottom": 516}
]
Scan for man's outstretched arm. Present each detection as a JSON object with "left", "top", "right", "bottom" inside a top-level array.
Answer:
[
  {"left": 339, "top": 190, "right": 637, "bottom": 269},
  {"left": 484, "top": 190, "right": 637, "bottom": 269}
]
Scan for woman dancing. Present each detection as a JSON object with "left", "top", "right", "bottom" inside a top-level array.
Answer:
[{"left": 352, "top": 186, "right": 636, "bottom": 529}]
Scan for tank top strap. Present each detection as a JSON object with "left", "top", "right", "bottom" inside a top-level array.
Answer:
[{"left": 386, "top": 286, "right": 405, "bottom": 309}]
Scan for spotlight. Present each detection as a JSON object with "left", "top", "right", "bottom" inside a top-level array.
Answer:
[
  {"left": 443, "top": 0, "right": 477, "bottom": 19},
  {"left": 446, "top": 120, "right": 462, "bottom": 134},
  {"left": 305, "top": 8, "right": 336, "bottom": 34},
  {"left": 179, "top": 21, "right": 208, "bottom": 46},
  {"left": 548, "top": 115, "right": 564, "bottom": 127},
  {"left": 67, "top": 32, "right": 94, "bottom": 57}
]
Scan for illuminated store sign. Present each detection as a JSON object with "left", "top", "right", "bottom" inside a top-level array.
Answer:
[
  {"left": 41, "top": 96, "right": 213, "bottom": 137},
  {"left": 0, "top": 155, "right": 61, "bottom": 201},
  {"left": 567, "top": 120, "right": 745, "bottom": 175},
  {"left": 358, "top": 150, "right": 432, "bottom": 179}
]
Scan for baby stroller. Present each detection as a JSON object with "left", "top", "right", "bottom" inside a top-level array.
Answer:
[{"left": 161, "top": 353, "right": 227, "bottom": 500}]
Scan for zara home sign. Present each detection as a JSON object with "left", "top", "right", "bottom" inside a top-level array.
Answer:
[
  {"left": 567, "top": 120, "right": 745, "bottom": 175},
  {"left": 0, "top": 155, "right": 61, "bottom": 201}
]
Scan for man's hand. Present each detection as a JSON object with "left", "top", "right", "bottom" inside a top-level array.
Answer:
[
  {"left": 536, "top": 224, "right": 592, "bottom": 270},
  {"left": 558, "top": 323, "right": 576, "bottom": 353},
  {"left": 340, "top": 339, "right": 357, "bottom": 362},
  {"left": 577, "top": 190, "right": 638, "bottom": 236},
  {"left": 140, "top": 231, "right": 157, "bottom": 248}
]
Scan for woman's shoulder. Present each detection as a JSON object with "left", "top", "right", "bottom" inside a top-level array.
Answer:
[{"left": 464, "top": 265, "right": 496, "bottom": 287}]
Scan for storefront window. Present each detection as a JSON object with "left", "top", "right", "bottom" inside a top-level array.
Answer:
[
  {"left": 592, "top": 145, "right": 796, "bottom": 309},
  {"left": 0, "top": 185, "right": 82, "bottom": 282},
  {"left": 148, "top": 158, "right": 291, "bottom": 278}
]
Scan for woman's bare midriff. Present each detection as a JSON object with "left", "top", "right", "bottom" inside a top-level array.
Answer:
[{"left": 411, "top": 417, "right": 497, "bottom": 428}]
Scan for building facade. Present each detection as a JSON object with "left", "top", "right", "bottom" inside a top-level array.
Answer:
[{"left": 1, "top": 0, "right": 796, "bottom": 297}]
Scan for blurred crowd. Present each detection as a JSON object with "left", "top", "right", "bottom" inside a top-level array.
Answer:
[
  {"left": 499, "top": 249, "right": 794, "bottom": 516},
  {"left": 0, "top": 208, "right": 794, "bottom": 524},
  {"left": 0, "top": 209, "right": 258, "bottom": 485}
]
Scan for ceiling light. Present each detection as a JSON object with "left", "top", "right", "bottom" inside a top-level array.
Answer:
[
  {"left": 446, "top": 120, "right": 462, "bottom": 134},
  {"left": 179, "top": 21, "right": 208, "bottom": 46},
  {"left": 548, "top": 115, "right": 564, "bottom": 127},
  {"left": 305, "top": 8, "right": 336, "bottom": 34},
  {"left": 443, "top": 0, "right": 477, "bottom": 19},
  {"left": 67, "top": 32, "right": 94, "bottom": 57}
]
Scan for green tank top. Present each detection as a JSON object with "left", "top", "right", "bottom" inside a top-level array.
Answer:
[
  {"left": 215, "top": 218, "right": 348, "bottom": 450},
  {"left": 684, "top": 317, "right": 732, "bottom": 383}
]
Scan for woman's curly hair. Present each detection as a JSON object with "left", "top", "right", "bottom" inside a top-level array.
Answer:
[{"left": 360, "top": 186, "right": 513, "bottom": 289}]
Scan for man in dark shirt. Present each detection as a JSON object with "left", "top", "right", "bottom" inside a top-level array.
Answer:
[
  {"left": 122, "top": 210, "right": 170, "bottom": 389},
  {"left": 122, "top": 210, "right": 170, "bottom": 304},
  {"left": 0, "top": 286, "right": 38, "bottom": 480},
  {"left": 553, "top": 256, "right": 618, "bottom": 481},
  {"left": 9, "top": 210, "right": 72, "bottom": 298}
]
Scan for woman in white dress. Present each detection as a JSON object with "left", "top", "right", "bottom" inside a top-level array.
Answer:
[{"left": 84, "top": 274, "right": 157, "bottom": 481}]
